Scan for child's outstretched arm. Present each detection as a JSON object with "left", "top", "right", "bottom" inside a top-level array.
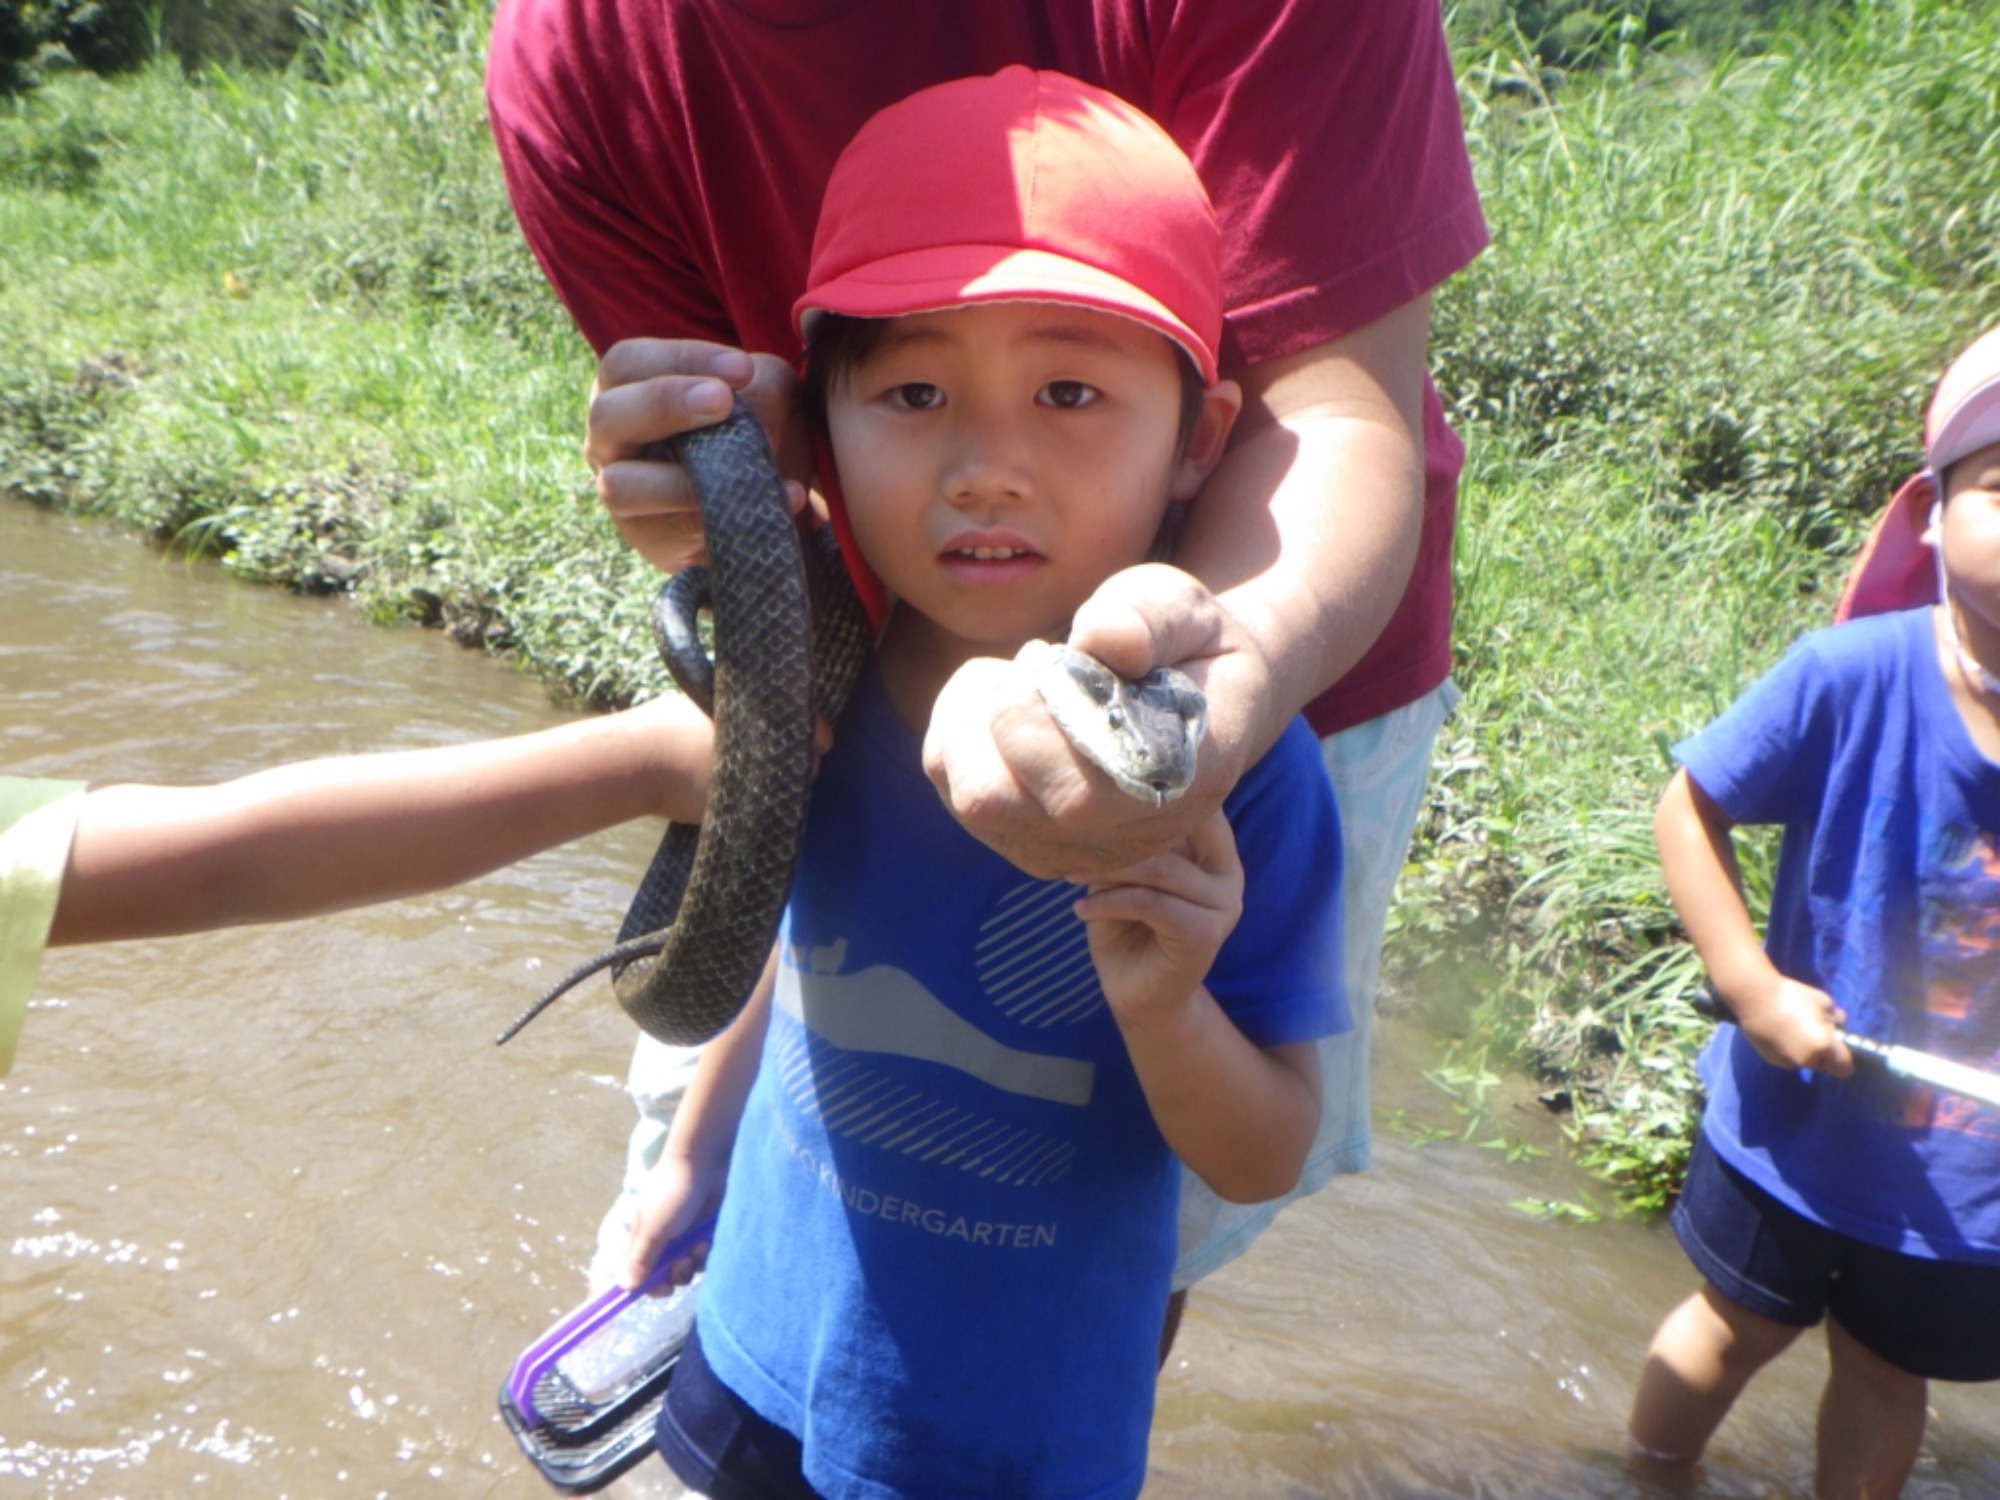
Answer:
[
  {"left": 1075, "top": 811, "right": 1321, "bottom": 1203},
  {"left": 49, "top": 694, "right": 714, "bottom": 946},
  {"left": 1657, "top": 768, "right": 1851, "bottom": 1076}
]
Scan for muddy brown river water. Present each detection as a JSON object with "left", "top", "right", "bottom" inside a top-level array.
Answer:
[{"left": 3, "top": 497, "right": 1995, "bottom": 1497}]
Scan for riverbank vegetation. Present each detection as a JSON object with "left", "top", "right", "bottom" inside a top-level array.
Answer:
[{"left": 3, "top": 0, "right": 1996, "bottom": 1210}]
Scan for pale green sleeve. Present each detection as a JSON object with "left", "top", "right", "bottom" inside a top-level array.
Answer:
[{"left": 0, "top": 776, "right": 87, "bottom": 1077}]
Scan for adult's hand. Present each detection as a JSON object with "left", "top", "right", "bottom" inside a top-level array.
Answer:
[
  {"left": 923, "top": 565, "right": 1266, "bottom": 882},
  {"left": 586, "top": 339, "right": 812, "bottom": 573},
  {"left": 923, "top": 298, "right": 1430, "bottom": 883}
]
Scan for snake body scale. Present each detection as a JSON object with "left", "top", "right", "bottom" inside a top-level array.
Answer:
[{"left": 498, "top": 400, "right": 1204, "bottom": 1049}]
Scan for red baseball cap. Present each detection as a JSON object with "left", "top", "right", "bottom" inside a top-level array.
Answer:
[
  {"left": 794, "top": 66, "right": 1221, "bottom": 383},
  {"left": 1837, "top": 324, "right": 2000, "bottom": 621}
]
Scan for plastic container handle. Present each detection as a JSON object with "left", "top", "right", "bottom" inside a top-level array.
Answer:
[{"left": 506, "top": 1211, "right": 718, "bottom": 1425}]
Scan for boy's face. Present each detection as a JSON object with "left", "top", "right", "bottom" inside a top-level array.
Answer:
[
  {"left": 826, "top": 302, "right": 1222, "bottom": 659},
  {"left": 1940, "top": 440, "right": 2000, "bottom": 639}
]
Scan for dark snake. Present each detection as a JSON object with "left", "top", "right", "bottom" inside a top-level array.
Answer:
[{"left": 497, "top": 401, "right": 1204, "bottom": 1049}]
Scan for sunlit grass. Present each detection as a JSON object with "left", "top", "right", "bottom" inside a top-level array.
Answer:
[
  {"left": 1411, "top": 0, "right": 1999, "bottom": 1202},
  {"left": 0, "top": 13, "right": 663, "bottom": 698},
  {"left": 3, "top": 0, "right": 1999, "bottom": 1198}
]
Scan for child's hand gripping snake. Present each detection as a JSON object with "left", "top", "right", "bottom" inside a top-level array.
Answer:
[{"left": 497, "top": 401, "right": 1207, "bottom": 1048}]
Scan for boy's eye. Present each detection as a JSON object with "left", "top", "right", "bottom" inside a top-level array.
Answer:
[
  {"left": 1039, "top": 380, "right": 1098, "bottom": 410},
  {"left": 887, "top": 382, "right": 944, "bottom": 411}
]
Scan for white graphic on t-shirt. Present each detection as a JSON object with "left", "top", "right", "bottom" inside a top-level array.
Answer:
[
  {"left": 773, "top": 880, "right": 1105, "bottom": 1186},
  {"left": 774, "top": 959, "right": 1093, "bottom": 1105},
  {"left": 975, "top": 881, "right": 1106, "bottom": 1027}
]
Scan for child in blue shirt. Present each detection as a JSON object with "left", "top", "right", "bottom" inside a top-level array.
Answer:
[
  {"left": 1628, "top": 325, "right": 2000, "bottom": 1496},
  {"left": 617, "top": 68, "right": 1346, "bottom": 1500}
]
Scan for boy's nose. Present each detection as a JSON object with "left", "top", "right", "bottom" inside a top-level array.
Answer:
[{"left": 942, "top": 417, "right": 1033, "bottom": 508}]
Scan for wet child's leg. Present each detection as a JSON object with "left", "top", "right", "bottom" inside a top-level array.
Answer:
[
  {"left": 1812, "top": 1314, "right": 1926, "bottom": 1500},
  {"left": 1628, "top": 1279, "right": 1801, "bottom": 1463},
  {"left": 1810, "top": 1241, "right": 2000, "bottom": 1500},
  {"left": 1629, "top": 1132, "right": 1835, "bottom": 1469}
]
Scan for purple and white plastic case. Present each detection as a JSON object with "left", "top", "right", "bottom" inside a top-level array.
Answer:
[{"left": 506, "top": 1212, "right": 717, "bottom": 1426}]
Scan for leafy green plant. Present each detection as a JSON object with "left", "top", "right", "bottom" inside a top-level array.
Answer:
[
  {"left": 1428, "top": 1050, "right": 1506, "bottom": 1139},
  {"left": 1511, "top": 1195, "right": 1604, "bottom": 1223}
]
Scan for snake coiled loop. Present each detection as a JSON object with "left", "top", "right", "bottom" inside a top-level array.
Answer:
[{"left": 498, "top": 401, "right": 869, "bottom": 1046}]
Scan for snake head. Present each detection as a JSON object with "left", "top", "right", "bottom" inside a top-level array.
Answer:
[{"left": 1024, "top": 640, "right": 1208, "bottom": 807}]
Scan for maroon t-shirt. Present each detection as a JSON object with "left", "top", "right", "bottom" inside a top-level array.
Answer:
[{"left": 487, "top": 0, "right": 1487, "bottom": 733}]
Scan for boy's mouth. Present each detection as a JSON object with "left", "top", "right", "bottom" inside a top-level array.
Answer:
[{"left": 938, "top": 530, "right": 1045, "bottom": 580}]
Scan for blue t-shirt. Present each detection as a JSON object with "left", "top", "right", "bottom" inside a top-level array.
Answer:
[
  {"left": 696, "top": 667, "right": 1345, "bottom": 1500},
  {"left": 1680, "top": 607, "right": 2000, "bottom": 1263}
]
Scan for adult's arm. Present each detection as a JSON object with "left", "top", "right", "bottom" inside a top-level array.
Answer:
[
  {"left": 1181, "top": 297, "right": 1431, "bottom": 753},
  {"left": 923, "top": 297, "right": 1430, "bottom": 881},
  {"left": 50, "top": 695, "right": 714, "bottom": 945}
]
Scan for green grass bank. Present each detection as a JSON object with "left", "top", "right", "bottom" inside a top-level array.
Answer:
[{"left": 3, "top": 0, "right": 1997, "bottom": 1211}]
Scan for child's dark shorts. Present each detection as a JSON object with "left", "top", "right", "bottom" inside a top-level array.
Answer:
[
  {"left": 1673, "top": 1131, "right": 2000, "bottom": 1382},
  {"left": 655, "top": 1323, "right": 823, "bottom": 1500}
]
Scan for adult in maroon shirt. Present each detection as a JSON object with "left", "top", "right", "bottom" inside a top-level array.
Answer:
[{"left": 487, "top": 0, "right": 1487, "bottom": 1304}]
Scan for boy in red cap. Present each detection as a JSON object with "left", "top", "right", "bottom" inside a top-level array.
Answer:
[
  {"left": 1627, "top": 324, "right": 2000, "bottom": 1494},
  {"left": 619, "top": 69, "right": 1345, "bottom": 1500}
]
